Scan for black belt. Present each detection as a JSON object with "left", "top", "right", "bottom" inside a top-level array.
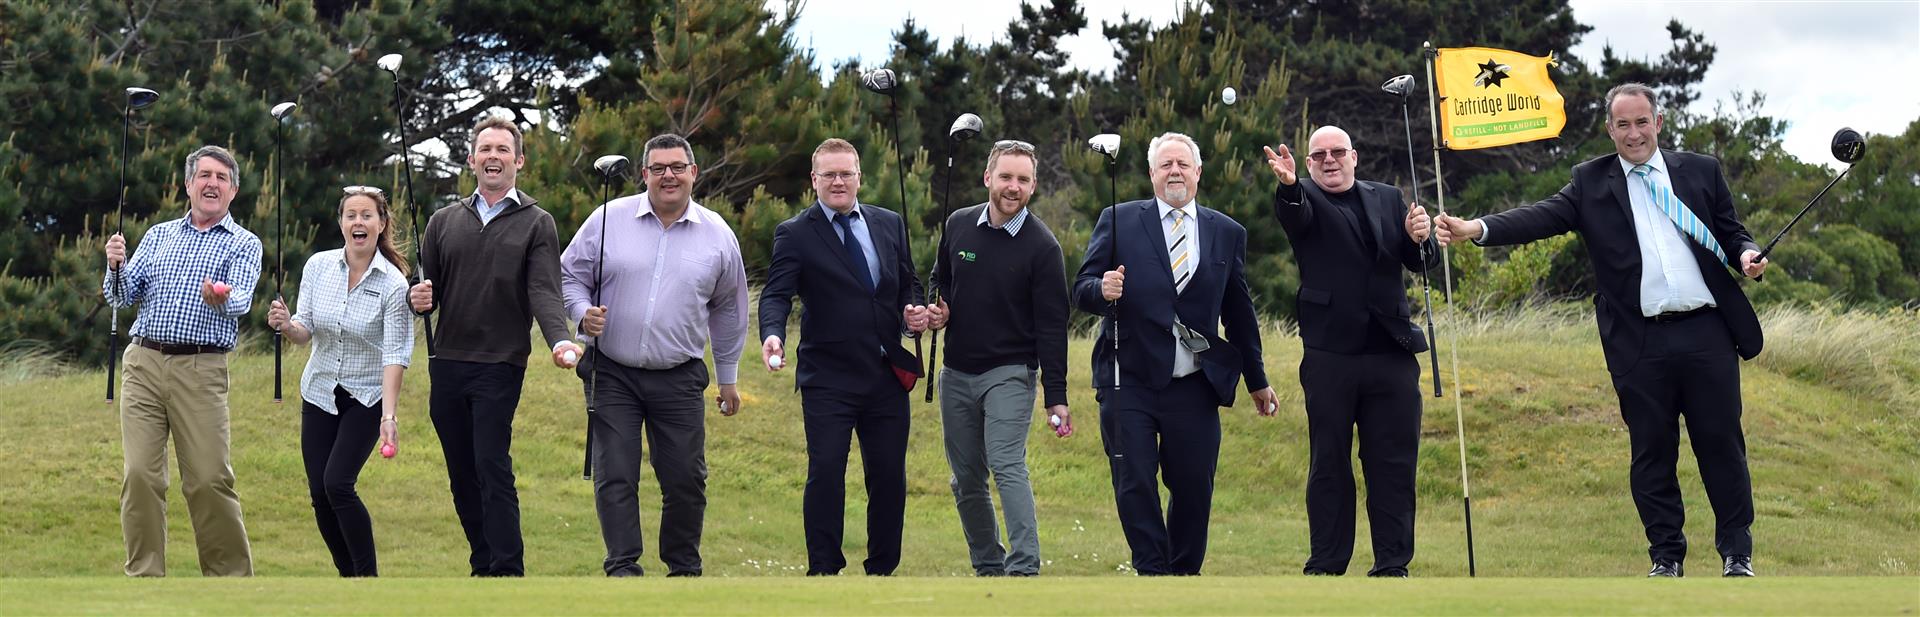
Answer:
[
  {"left": 1648, "top": 306, "right": 1714, "bottom": 323},
  {"left": 132, "top": 337, "right": 230, "bottom": 355}
]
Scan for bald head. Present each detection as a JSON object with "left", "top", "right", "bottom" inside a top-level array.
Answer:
[{"left": 1306, "top": 126, "right": 1358, "bottom": 193}]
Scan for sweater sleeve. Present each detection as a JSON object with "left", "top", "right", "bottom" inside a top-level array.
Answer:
[{"left": 1033, "top": 235, "right": 1071, "bottom": 408}]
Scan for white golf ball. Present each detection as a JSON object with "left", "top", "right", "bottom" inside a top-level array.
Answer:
[
  {"left": 1222, "top": 86, "right": 1238, "bottom": 105},
  {"left": 768, "top": 356, "right": 785, "bottom": 370},
  {"left": 563, "top": 349, "right": 578, "bottom": 364},
  {"left": 1049, "top": 414, "right": 1063, "bottom": 427}
]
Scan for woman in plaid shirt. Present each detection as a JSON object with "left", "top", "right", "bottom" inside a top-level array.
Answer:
[{"left": 267, "top": 186, "right": 415, "bottom": 577}]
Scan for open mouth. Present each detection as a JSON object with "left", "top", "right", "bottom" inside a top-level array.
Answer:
[{"left": 483, "top": 161, "right": 504, "bottom": 176}]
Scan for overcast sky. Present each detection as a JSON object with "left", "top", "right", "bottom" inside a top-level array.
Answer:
[{"left": 780, "top": 0, "right": 1920, "bottom": 166}]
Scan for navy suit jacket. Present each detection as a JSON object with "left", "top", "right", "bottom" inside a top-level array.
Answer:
[
  {"left": 1073, "top": 199, "right": 1269, "bottom": 406},
  {"left": 1273, "top": 179, "right": 1441, "bottom": 354},
  {"left": 759, "top": 203, "right": 923, "bottom": 392},
  {"left": 1478, "top": 149, "right": 1763, "bottom": 375}
]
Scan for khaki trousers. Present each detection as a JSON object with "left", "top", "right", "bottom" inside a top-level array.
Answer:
[{"left": 119, "top": 345, "right": 253, "bottom": 577}]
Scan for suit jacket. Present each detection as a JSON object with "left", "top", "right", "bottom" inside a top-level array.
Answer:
[
  {"left": 1073, "top": 199, "right": 1269, "bottom": 406},
  {"left": 1273, "top": 180, "right": 1441, "bottom": 355},
  {"left": 1479, "top": 149, "right": 1762, "bottom": 375},
  {"left": 759, "top": 202, "right": 923, "bottom": 392}
]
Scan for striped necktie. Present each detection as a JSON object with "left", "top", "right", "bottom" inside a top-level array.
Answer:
[
  {"left": 1169, "top": 208, "right": 1193, "bottom": 293},
  {"left": 1631, "top": 164, "right": 1725, "bottom": 263}
]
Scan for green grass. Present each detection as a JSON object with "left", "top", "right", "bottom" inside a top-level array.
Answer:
[{"left": 0, "top": 303, "right": 1915, "bottom": 613}]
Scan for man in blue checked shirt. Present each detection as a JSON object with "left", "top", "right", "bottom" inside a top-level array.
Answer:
[{"left": 102, "top": 144, "right": 263, "bottom": 577}]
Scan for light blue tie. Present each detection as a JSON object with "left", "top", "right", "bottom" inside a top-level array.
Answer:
[{"left": 1631, "top": 164, "right": 1725, "bottom": 264}]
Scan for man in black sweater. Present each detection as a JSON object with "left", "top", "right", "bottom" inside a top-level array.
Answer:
[{"left": 926, "top": 139, "right": 1071, "bottom": 576}]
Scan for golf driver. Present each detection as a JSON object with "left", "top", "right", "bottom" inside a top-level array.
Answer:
[
  {"left": 859, "top": 67, "right": 931, "bottom": 394},
  {"left": 1088, "top": 133, "right": 1122, "bottom": 389},
  {"left": 270, "top": 101, "right": 297, "bottom": 403},
  {"left": 107, "top": 87, "right": 159, "bottom": 404},
  {"left": 925, "top": 112, "right": 983, "bottom": 402},
  {"left": 379, "top": 53, "right": 434, "bottom": 357},
  {"left": 580, "top": 154, "right": 630, "bottom": 480},
  {"left": 1382, "top": 74, "right": 1443, "bottom": 398},
  {"left": 1756, "top": 127, "right": 1866, "bottom": 263}
]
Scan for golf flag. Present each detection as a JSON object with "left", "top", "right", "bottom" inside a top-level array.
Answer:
[{"left": 1434, "top": 47, "right": 1565, "bottom": 150}]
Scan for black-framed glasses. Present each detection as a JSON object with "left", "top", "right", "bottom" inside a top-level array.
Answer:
[
  {"left": 1307, "top": 148, "right": 1352, "bottom": 162},
  {"left": 645, "top": 163, "right": 691, "bottom": 177},
  {"left": 342, "top": 185, "right": 387, "bottom": 197},
  {"left": 812, "top": 171, "right": 860, "bottom": 182}
]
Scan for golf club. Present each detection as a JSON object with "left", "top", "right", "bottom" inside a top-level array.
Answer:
[
  {"left": 1756, "top": 127, "right": 1866, "bottom": 263},
  {"left": 925, "top": 112, "right": 983, "bottom": 401},
  {"left": 858, "top": 67, "right": 929, "bottom": 393},
  {"left": 1088, "top": 133, "right": 1121, "bottom": 389},
  {"left": 270, "top": 101, "right": 297, "bottom": 403},
  {"left": 108, "top": 87, "right": 159, "bottom": 404},
  {"left": 580, "top": 154, "right": 630, "bottom": 480},
  {"left": 1421, "top": 41, "right": 1476, "bottom": 576},
  {"left": 1382, "top": 74, "right": 1443, "bottom": 398},
  {"left": 379, "top": 53, "right": 434, "bottom": 357}
]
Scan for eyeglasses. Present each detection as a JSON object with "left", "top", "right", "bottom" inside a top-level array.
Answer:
[
  {"left": 645, "top": 163, "right": 691, "bottom": 177},
  {"left": 1173, "top": 319, "right": 1211, "bottom": 353},
  {"left": 812, "top": 171, "right": 860, "bottom": 182},
  {"left": 993, "top": 139, "right": 1036, "bottom": 152},
  {"left": 1307, "top": 148, "right": 1352, "bottom": 162},
  {"left": 342, "top": 185, "right": 387, "bottom": 197}
]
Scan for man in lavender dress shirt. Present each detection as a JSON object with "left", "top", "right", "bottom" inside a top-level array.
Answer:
[{"left": 559, "top": 133, "right": 750, "bottom": 577}]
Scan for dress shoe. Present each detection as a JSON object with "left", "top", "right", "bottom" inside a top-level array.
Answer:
[
  {"left": 607, "top": 568, "right": 642, "bottom": 578},
  {"left": 1303, "top": 567, "right": 1341, "bottom": 576},
  {"left": 1007, "top": 571, "right": 1037, "bottom": 577},
  {"left": 666, "top": 570, "right": 701, "bottom": 578},
  {"left": 1368, "top": 567, "right": 1409, "bottom": 578},
  {"left": 1723, "top": 555, "right": 1755, "bottom": 577},
  {"left": 1647, "top": 560, "right": 1683, "bottom": 578}
]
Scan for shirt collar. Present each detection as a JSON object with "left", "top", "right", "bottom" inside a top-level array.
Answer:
[
  {"left": 637, "top": 192, "right": 706, "bottom": 225},
  {"left": 472, "top": 189, "right": 521, "bottom": 209},
  {"left": 817, "top": 201, "right": 863, "bottom": 221},
  {"left": 1619, "top": 149, "right": 1668, "bottom": 177},
  {"left": 332, "top": 249, "right": 399, "bottom": 279},
  {"left": 183, "top": 212, "right": 240, "bottom": 234},
  {"left": 975, "top": 205, "right": 1028, "bottom": 236},
  {"left": 1156, "top": 198, "right": 1196, "bottom": 221}
]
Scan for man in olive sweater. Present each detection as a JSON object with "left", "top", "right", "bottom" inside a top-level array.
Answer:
[
  {"left": 927, "top": 139, "right": 1072, "bottom": 576},
  {"left": 408, "top": 114, "right": 582, "bottom": 577}
]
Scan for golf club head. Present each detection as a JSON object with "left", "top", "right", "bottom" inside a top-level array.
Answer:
[
  {"left": 1087, "top": 134, "right": 1121, "bottom": 159},
  {"left": 593, "top": 154, "right": 631, "bottom": 180},
  {"left": 376, "top": 53, "right": 403, "bottom": 74},
  {"left": 125, "top": 87, "right": 159, "bottom": 110},
  {"left": 1381, "top": 75, "right": 1416, "bottom": 99},
  {"left": 270, "top": 102, "right": 298, "bottom": 120},
  {"left": 1831, "top": 127, "right": 1866, "bottom": 164},
  {"left": 949, "top": 113, "right": 983, "bottom": 142},
  {"left": 861, "top": 68, "right": 899, "bottom": 94}
]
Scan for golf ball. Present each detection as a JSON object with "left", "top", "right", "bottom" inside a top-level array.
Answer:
[
  {"left": 1049, "top": 414, "right": 1062, "bottom": 427},
  {"left": 1222, "top": 87, "right": 1238, "bottom": 105},
  {"left": 380, "top": 443, "right": 396, "bottom": 458},
  {"left": 563, "top": 349, "right": 578, "bottom": 364},
  {"left": 211, "top": 282, "right": 232, "bottom": 295},
  {"left": 767, "top": 356, "right": 785, "bottom": 370}
]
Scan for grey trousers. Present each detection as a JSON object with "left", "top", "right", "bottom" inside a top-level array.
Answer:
[
  {"left": 582, "top": 354, "right": 709, "bottom": 576},
  {"left": 939, "top": 364, "right": 1042, "bottom": 575}
]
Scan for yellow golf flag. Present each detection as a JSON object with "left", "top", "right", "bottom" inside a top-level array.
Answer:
[{"left": 1434, "top": 47, "right": 1565, "bottom": 149}]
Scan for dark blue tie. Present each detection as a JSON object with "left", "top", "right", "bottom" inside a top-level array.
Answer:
[{"left": 835, "top": 211, "right": 875, "bottom": 294}]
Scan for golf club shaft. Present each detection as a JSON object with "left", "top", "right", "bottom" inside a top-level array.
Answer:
[
  {"left": 1464, "top": 495, "right": 1477, "bottom": 577},
  {"left": 390, "top": 75, "right": 435, "bottom": 357},
  {"left": 1108, "top": 159, "right": 1120, "bottom": 389},
  {"left": 108, "top": 103, "right": 133, "bottom": 404},
  {"left": 585, "top": 179, "right": 611, "bottom": 481},
  {"left": 273, "top": 119, "right": 285, "bottom": 403},
  {"left": 1757, "top": 165, "right": 1851, "bottom": 262},
  {"left": 1400, "top": 101, "right": 1443, "bottom": 397},
  {"left": 1425, "top": 45, "right": 1476, "bottom": 576}
]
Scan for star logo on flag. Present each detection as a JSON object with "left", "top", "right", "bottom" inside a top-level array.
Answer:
[{"left": 1474, "top": 59, "right": 1512, "bottom": 88}]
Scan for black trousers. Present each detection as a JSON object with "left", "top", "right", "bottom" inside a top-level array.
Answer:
[
  {"left": 1611, "top": 310, "right": 1753, "bottom": 564},
  {"left": 429, "top": 359, "right": 526, "bottom": 576},
  {"left": 1299, "top": 348, "right": 1421, "bottom": 575},
  {"left": 301, "top": 386, "right": 382, "bottom": 577},
  {"left": 800, "top": 364, "right": 910, "bottom": 576},
  {"left": 1098, "top": 373, "right": 1221, "bottom": 575},
  {"left": 580, "top": 352, "right": 709, "bottom": 576}
]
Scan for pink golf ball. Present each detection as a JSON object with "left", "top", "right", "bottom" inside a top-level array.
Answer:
[
  {"left": 211, "top": 282, "right": 232, "bottom": 295},
  {"left": 381, "top": 443, "right": 396, "bottom": 458}
]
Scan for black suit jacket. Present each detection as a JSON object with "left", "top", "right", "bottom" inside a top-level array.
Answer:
[
  {"left": 759, "top": 203, "right": 923, "bottom": 391},
  {"left": 1073, "top": 200, "right": 1269, "bottom": 406},
  {"left": 1479, "top": 149, "right": 1763, "bottom": 375},
  {"left": 1273, "top": 180, "right": 1441, "bottom": 354}
]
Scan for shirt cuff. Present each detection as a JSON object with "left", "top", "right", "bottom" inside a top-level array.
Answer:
[
  {"left": 716, "top": 362, "right": 738, "bottom": 385},
  {"left": 1473, "top": 220, "right": 1494, "bottom": 245}
]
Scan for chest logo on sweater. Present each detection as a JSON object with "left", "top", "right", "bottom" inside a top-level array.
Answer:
[{"left": 957, "top": 250, "right": 976, "bottom": 263}]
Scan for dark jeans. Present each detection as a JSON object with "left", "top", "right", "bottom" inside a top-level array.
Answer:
[
  {"left": 1612, "top": 310, "right": 1753, "bottom": 564},
  {"left": 580, "top": 352, "right": 709, "bottom": 576},
  {"left": 302, "top": 386, "right": 382, "bottom": 577},
  {"left": 801, "top": 368, "right": 911, "bottom": 575},
  {"left": 429, "top": 359, "right": 526, "bottom": 576},
  {"left": 1299, "top": 348, "right": 1421, "bottom": 575},
  {"left": 1098, "top": 373, "right": 1222, "bottom": 575}
]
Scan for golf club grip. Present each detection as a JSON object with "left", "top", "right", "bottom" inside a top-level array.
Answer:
[
  {"left": 107, "top": 328, "right": 118, "bottom": 403},
  {"left": 584, "top": 355, "right": 596, "bottom": 480},
  {"left": 1463, "top": 495, "right": 1477, "bottom": 577},
  {"left": 273, "top": 334, "right": 283, "bottom": 402},
  {"left": 421, "top": 312, "right": 436, "bottom": 356},
  {"left": 924, "top": 331, "right": 938, "bottom": 402}
]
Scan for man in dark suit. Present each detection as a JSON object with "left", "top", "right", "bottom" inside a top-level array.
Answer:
[
  {"left": 1262, "top": 126, "right": 1448, "bottom": 577},
  {"left": 759, "top": 137, "right": 930, "bottom": 576},
  {"left": 1074, "top": 131, "right": 1280, "bottom": 575},
  {"left": 1439, "top": 83, "right": 1771, "bottom": 578}
]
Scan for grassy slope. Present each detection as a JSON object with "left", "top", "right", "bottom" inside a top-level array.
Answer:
[{"left": 2, "top": 305, "right": 1915, "bottom": 583}]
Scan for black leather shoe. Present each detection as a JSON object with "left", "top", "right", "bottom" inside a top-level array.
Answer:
[
  {"left": 1303, "top": 567, "right": 1341, "bottom": 576},
  {"left": 607, "top": 568, "right": 642, "bottom": 578},
  {"left": 666, "top": 570, "right": 701, "bottom": 578},
  {"left": 1723, "top": 555, "right": 1755, "bottom": 577},
  {"left": 1647, "top": 560, "right": 1683, "bottom": 578},
  {"left": 1368, "top": 567, "right": 1409, "bottom": 578}
]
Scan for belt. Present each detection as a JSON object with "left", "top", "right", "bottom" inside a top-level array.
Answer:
[
  {"left": 1648, "top": 306, "right": 1714, "bottom": 323},
  {"left": 132, "top": 337, "right": 231, "bottom": 355}
]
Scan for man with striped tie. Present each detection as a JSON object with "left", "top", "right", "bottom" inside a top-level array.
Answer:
[
  {"left": 1439, "top": 83, "right": 1770, "bottom": 578},
  {"left": 1073, "top": 132, "right": 1279, "bottom": 575}
]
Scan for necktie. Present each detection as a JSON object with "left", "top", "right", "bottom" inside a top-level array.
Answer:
[
  {"left": 1631, "top": 164, "right": 1726, "bottom": 263},
  {"left": 1169, "top": 208, "right": 1193, "bottom": 293},
  {"left": 835, "top": 212, "right": 876, "bottom": 294}
]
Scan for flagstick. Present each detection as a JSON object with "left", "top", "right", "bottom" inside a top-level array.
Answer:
[{"left": 1425, "top": 41, "right": 1476, "bottom": 578}]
